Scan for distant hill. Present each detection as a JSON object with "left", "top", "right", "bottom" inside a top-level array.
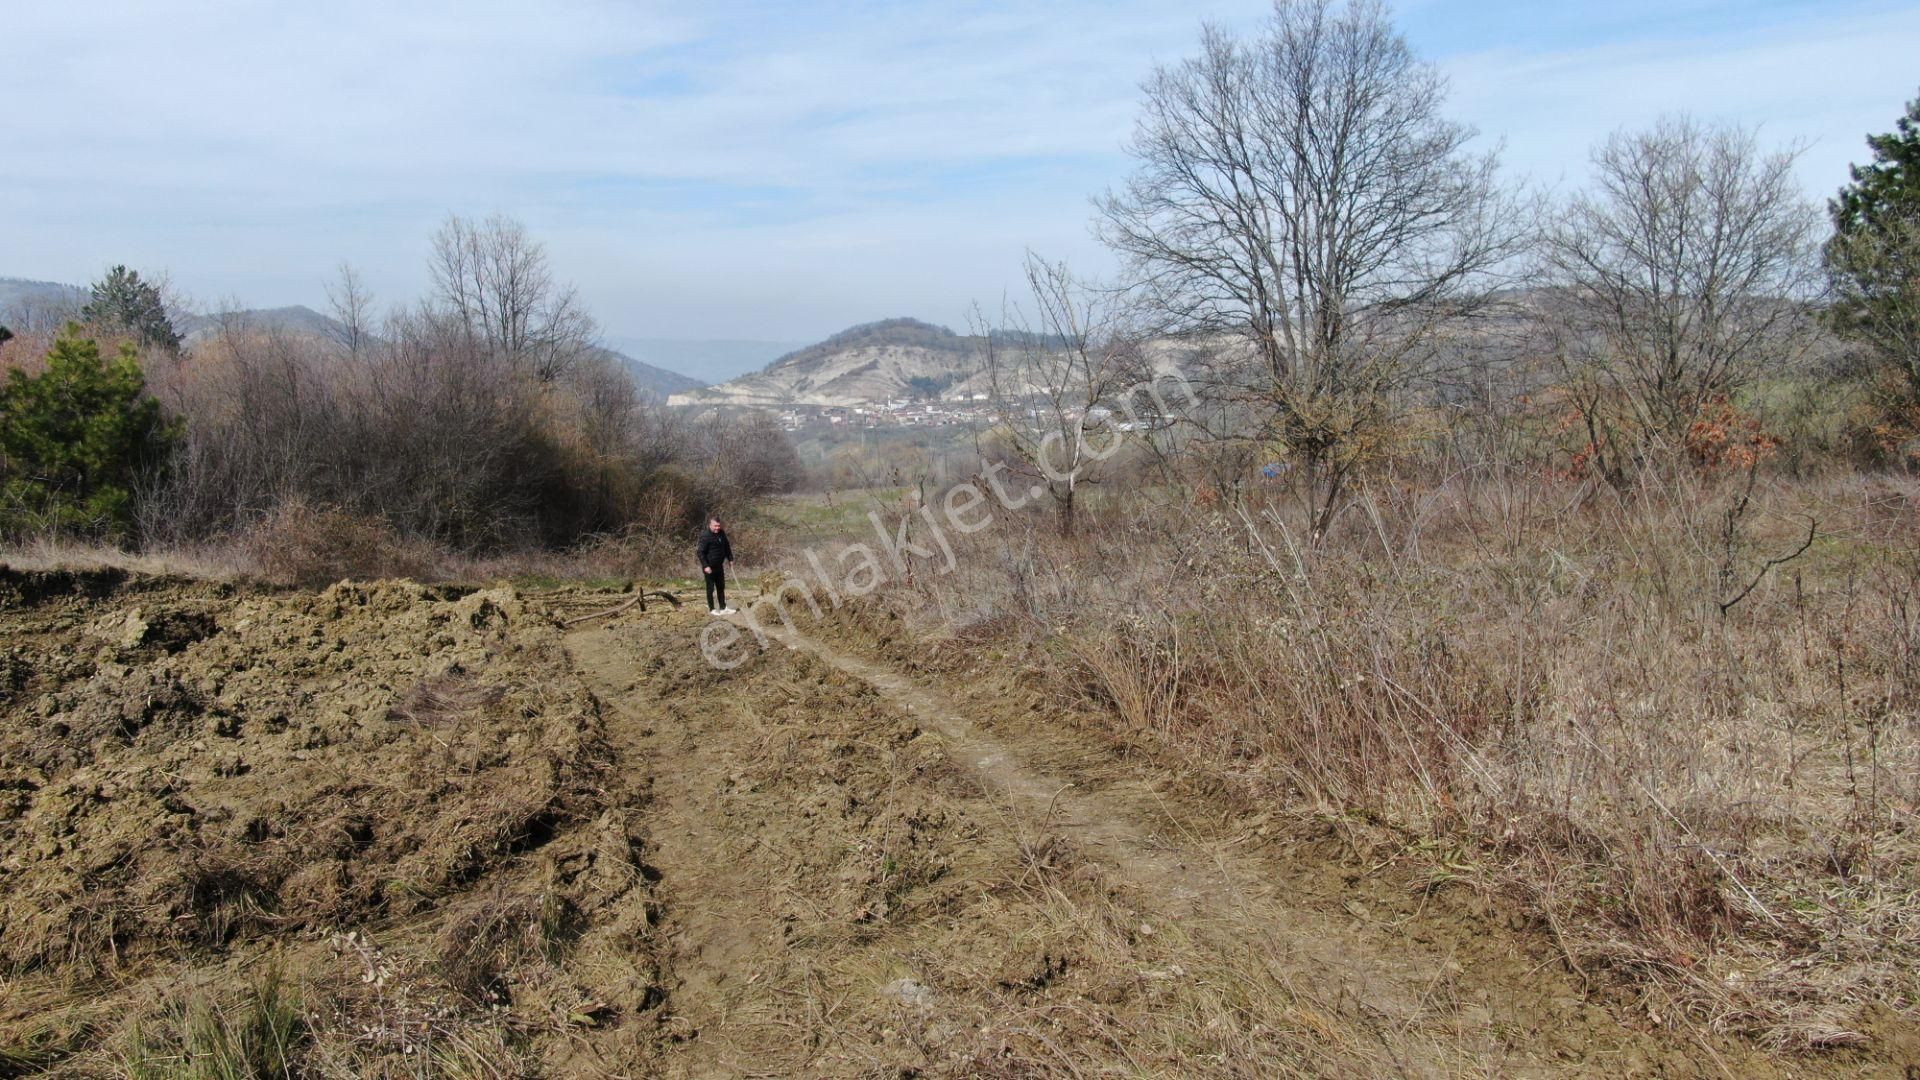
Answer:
[
  {"left": 176, "top": 305, "right": 347, "bottom": 345},
  {"left": 1, "top": 275, "right": 701, "bottom": 400},
  {"left": 0, "top": 277, "right": 88, "bottom": 329},
  {"left": 0, "top": 277, "right": 349, "bottom": 345},
  {"left": 671, "top": 318, "right": 986, "bottom": 407},
  {"left": 594, "top": 347, "right": 706, "bottom": 399}
]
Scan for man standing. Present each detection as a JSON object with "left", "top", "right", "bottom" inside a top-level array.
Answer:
[{"left": 699, "top": 517, "right": 735, "bottom": 614}]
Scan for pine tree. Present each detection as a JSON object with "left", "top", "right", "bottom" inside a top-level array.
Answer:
[
  {"left": 1832, "top": 95, "right": 1920, "bottom": 236},
  {"left": 0, "top": 325, "right": 178, "bottom": 538},
  {"left": 81, "top": 264, "right": 182, "bottom": 354},
  {"left": 1826, "top": 95, "right": 1920, "bottom": 401}
]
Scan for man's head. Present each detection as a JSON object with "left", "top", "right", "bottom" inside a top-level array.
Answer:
[{"left": 709, "top": 518, "right": 724, "bottom": 533}]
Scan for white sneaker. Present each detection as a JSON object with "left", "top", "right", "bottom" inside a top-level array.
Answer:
[
  {"left": 708, "top": 609, "right": 721, "bottom": 616},
  {"left": 720, "top": 607, "right": 738, "bottom": 615}
]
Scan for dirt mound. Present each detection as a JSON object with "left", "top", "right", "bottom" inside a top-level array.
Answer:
[{"left": 0, "top": 572, "right": 655, "bottom": 1074}]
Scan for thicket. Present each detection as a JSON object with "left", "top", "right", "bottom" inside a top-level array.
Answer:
[{"left": 0, "top": 217, "right": 804, "bottom": 577}]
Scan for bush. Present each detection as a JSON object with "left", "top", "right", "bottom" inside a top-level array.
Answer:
[
  {"left": 241, "top": 499, "right": 436, "bottom": 588},
  {"left": 137, "top": 315, "right": 807, "bottom": 564},
  {"left": 847, "top": 470, "right": 1920, "bottom": 1043}
]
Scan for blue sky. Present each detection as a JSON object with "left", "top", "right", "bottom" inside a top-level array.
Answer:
[{"left": 4, "top": 0, "right": 1917, "bottom": 348}]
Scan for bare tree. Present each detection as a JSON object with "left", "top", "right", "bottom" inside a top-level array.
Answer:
[
  {"left": 324, "top": 262, "right": 377, "bottom": 358},
  {"left": 1, "top": 292, "right": 84, "bottom": 337},
  {"left": 429, "top": 213, "right": 598, "bottom": 382},
  {"left": 977, "top": 254, "right": 1151, "bottom": 536},
  {"left": 1539, "top": 116, "right": 1822, "bottom": 480},
  {"left": 1098, "top": 0, "right": 1519, "bottom": 535},
  {"left": 698, "top": 410, "right": 806, "bottom": 500}
]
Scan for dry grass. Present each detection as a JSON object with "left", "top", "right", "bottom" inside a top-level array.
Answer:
[
  {"left": 0, "top": 534, "right": 251, "bottom": 581},
  {"left": 0, "top": 511, "right": 697, "bottom": 596},
  {"left": 121, "top": 968, "right": 304, "bottom": 1080},
  {"left": 809, "top": 466, "right": 1920, "bottom": 1047},
  {"left": 238, "top": 499, "right": 444, "bottom": 588}
]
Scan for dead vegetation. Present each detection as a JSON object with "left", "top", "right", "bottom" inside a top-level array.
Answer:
[
  {"left": 792, "top": 466, "right": 1920, "bottom": 1053},
  {"left": 8, "top": 460, "right": 1920, "bottom": 1075}
]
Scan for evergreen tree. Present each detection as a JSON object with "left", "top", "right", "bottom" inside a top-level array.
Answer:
[
  {"left": 0, "top": 325, "right": 13, "bottom": 345},
  {"left": 0, "top": 325, "right": 178, "bottom": 538},
  {"left": 1832, "top": 95, "right": 1920, "bottom": 236},
  {"left": 81, "top": 264, "right": 182, "bottom": 354},
  {"left": 1827, "top": 94, "right": 1920, "bottom": 399}
]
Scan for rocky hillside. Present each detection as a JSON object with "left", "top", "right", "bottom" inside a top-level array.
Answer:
[{"left": 669, "top": 317, "right": 983, "bottom": 407}]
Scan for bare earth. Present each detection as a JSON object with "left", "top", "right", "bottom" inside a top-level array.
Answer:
[{"left": 3, "top": 570, "right": 1915, "bottom": 1076}]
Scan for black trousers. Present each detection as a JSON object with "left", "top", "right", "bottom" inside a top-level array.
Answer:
[{"left": 704, "top": 565, "right": 727, "bottom": 610}]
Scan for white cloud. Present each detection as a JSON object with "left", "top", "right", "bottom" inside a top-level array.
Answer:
[
  {"left": 3, "top": 0, "right": 1234, "bottom": 336},
  {"left": 4, "top": 0, "right": 1917, "bottom": 342}
]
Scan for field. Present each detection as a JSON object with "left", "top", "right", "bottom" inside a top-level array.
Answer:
[{"left": 4, "top": 493, "right": 1920, "bottom": 1077}]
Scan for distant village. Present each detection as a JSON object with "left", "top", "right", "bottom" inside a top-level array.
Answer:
[
  {"left": 768, "top": 393, "right": 1178, "bottom": 435},
  {"left": 773, "top": 393, "right": 996, "bottom": 431}
]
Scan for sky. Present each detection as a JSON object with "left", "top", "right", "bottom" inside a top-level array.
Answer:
[{"left": 4, "top": 0, "right": 1917, "bottom": 361}]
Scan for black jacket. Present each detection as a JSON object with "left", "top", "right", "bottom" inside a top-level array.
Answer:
[{"left": 697, "top": 530, "right": 733, "bottom": 570}]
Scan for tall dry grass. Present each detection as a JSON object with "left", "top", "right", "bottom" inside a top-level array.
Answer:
[{"left": 825, "top": 466, "right": 1920, "bottom": 1046}]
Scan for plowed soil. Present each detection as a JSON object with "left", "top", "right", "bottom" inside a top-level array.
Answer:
[{"left": 2, "top": 568, "right": 1915, "bottom": 1076}]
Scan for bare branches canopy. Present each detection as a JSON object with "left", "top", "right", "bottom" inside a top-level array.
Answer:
[
  {"left": 1539, "top": 117, "right": 1823, "bottom": 475},
  {"left": 429, "top": 213, "right": 599, "bottom": 382},
  {"left": 1097, "top": 0, "right": 1519, "bottom": 530},
  {"left": 978, "top": 253, "right": 1152, "bottom": 535}
]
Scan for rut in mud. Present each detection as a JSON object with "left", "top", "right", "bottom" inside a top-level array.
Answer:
[{"left": 569, "top": 603, "right": 1900, "bottom": 1078}]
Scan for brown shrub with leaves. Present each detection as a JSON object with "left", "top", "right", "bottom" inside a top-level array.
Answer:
[{"left": 240, "top": 499, "right": 440, "bottom": 588}]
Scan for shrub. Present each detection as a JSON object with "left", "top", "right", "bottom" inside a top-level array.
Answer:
[
  {"left": 241, "top": 499, "right": 436, "bottom": 587},
  {"left": 0, "top": 326, "right": 177, "bottom": 540}
]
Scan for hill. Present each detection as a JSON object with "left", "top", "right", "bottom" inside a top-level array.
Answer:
[
  {"left": 669, "top": 317, "right": 983, "bottom": 407},
  {"left": 176, "top": 305, "right": 348, "bottom": 345},
  {"left": 0, "top": 277, "right": 88, "bottom": 329}
]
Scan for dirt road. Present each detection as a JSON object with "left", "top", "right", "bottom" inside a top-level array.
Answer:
[{"left": 565, "top": 603, "right": 1876, "bottom": 1078}]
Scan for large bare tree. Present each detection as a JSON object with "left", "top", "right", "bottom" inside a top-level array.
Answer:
[
  {"left": 1098, "top": 0, "right": 1517, "bottom": 535},
  {"left": 1539, "top": 117, "right": 1822, "bottom": 479},
  {"left": 429, "top": 213, "right": 598, "bottom": 382}
]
